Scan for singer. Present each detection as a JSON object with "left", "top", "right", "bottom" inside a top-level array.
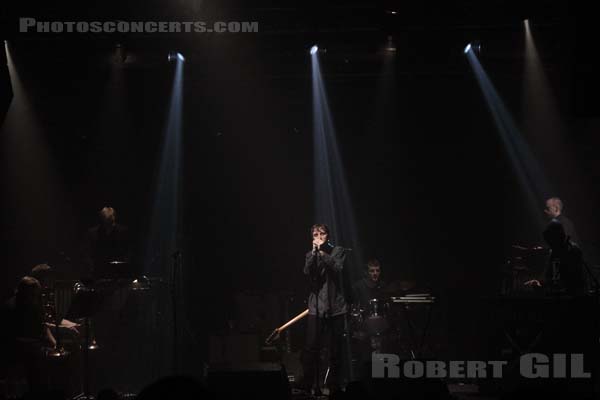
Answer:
[{"left": 296, "top": 223, "right": 348, "bottom": 395}]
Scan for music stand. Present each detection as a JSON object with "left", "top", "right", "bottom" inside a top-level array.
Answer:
[{"left": 67, "top": 282, "right": 105, "bottom": 400}]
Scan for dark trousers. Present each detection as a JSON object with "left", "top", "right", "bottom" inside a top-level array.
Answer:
[{"left": 301, "top": 314, "right": 346, "bottom": 390}]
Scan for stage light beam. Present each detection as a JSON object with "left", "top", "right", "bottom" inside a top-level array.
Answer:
[{"left": 465, "top": 46, "right": 552, "bottom": 230}]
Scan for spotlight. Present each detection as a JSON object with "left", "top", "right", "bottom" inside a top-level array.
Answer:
[
  {"left": 464, "top": 41, "right": 481, "bottom": 55},
  {"left": 310, "top": 45, "right": 318, "bottom": 55},
  {"left": 167, "top": 52, "right": 185, "bottom": 62}
]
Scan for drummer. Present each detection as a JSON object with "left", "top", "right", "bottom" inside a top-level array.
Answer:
[{"left": 351, "top": 259, "right": 388, "bottom": 309}]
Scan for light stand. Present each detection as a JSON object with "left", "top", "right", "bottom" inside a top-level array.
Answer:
[
  {"left": 337, "top": 248, "right": 354, "bottom": 386},
  {"left": 171, "top": 250, "right": 182, "bottom": 375}
]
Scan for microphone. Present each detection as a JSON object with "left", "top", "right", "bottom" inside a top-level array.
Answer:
[{"left": 313, "top": 242, "right": 321, "bottom": 254}]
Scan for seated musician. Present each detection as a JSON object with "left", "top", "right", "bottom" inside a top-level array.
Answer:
[
  {"left": 524, "top": 219, "right": 586, "bottom": 295},
  {"left": 1, "top": 276, "right": 57, "bottom": 394},
  {"left": 30, "top": 263, "right": 80, "bottom": 334},
  {"left": 352, "top": 259, "right": 387, "bottom": 309}
]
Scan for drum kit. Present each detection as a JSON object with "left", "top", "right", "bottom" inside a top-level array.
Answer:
[
  {"left": 350, "top": 299, "right": 389, "bottom": 339},
  {"left": 349, "top": 281, "right": 436, "bottom": 358}
]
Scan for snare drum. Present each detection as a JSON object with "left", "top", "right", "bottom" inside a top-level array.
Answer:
[
  {"left": 367, "top": 298, "right": 385, "bottom": 317},
  {"left": 364, "top": 298, "right": 389, "bottom": 335}
]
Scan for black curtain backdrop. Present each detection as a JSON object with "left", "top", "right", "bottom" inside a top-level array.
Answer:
[{"left": 2, "top": 5, "right": 599, "bottom": 378}]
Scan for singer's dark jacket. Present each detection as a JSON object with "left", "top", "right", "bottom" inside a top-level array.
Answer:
[{"left": 304, "top": 244, "right": 347, "bottom": 317}]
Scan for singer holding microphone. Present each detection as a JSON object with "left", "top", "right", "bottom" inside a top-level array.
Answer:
[{"left": 296, "top": 223, "right": 348, "bottom": 395}]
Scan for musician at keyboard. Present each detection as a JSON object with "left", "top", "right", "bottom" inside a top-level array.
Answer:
[{"left": 524, "top": 219, "right": 586, "bottom": 295}]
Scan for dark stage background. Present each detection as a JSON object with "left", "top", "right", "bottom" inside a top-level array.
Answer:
[{"left": 2, "top": 0, "right": 600, "bottom": 391}]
